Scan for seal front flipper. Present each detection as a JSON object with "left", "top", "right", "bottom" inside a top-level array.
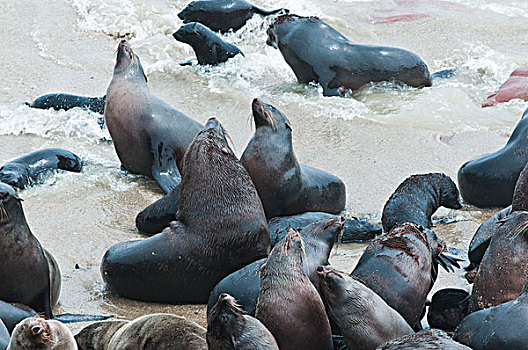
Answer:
[
  {"left": 136, "top": 188, "right": 180, "bottom": 235},
  {"left": 252, "top": 6, "right": 287, "bottom": 16},
  {"left": 150, "top": 144, "right": 181, "bottom": 194}
]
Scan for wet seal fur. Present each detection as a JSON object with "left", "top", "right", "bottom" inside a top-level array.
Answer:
[
  {"left": 255, "top": 229, "right": 333, "bottom": 350},
  {"left": 104, "top": 40, "right": 202, "bottom": 194},
  {"left": 318, "top": 265, "right": 413, "bottom": 349},
  {"left": 0, "top": 149, "right": 82, "bottom": 190},
  {"left": 26, "top": 93, "right": 105, "bottom": 115},
  {"left": 75, "top": 320, "right": 128, "bottom": 350},
  {"left": 382, "top": 173, "right": 462, "bottom": 232},
  {"left": 241, "top": 98, "right": 346, "bottom": 219},
  {"left": 426, "top": 288, "right": 469, "bottom": 332},
  {"left": 0, "top": 183, "right": 61, "bottom": 318},
  {"left": 266, "top": 14, "right": 432, "bottom": 96},
  {"left": 178, "top": 0, "right": 285, "bottom": 33},
  {"left": 379, "top": 329, "right": 470, "bottom": 349},
  {"left": 458, "top": 107, "right": 528, "bottom": 208},
  {"left": 0, "top": 301, "right": 36, "bottom": 334},
  {"left": 173, "top": 22, "right": 243, "bottom": 66},
  {"left": 207, "top": 293, "right": 278, "bottom": 350},
  {"left": 7, "top": 316, "right": 77, "bottom": 350},
  {"left": 101, "top": 118, "right": 270, "bottom": 303}
]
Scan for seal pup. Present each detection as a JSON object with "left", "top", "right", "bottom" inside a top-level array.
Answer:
[
  {"left": 104, "top": 40, "right": 202, "bottom": 193},
  {"left": 207, "top": 293, "right": 278, "bottom": 350},
  {"left": 74, "top": 320, "right": 128, "bottom": 350},
  {"left": 102, "top": 118, "right": 270, "bottom": 303},
  {"left": 381, "top": 173, "right": 462, "bottom": 232},
  {"left": 266, "top": 14, "right": 432, "bottom": 96},
  {"left": 7, "top": 316, "right": 77, "bottom": 350},
  {"left": 0, "top": 149, "right": 82, "bottom": 190},
  {"left": 318, "top": 265, "right": 413, "bottom": 349},
  {"left": 0, "top": 183, "right": 61, "bottom": 318},
  {"left": 458, "top": 107, "right": 528, "bottom": 207},
  {"left": 351, "top": 223, "right": 461, "bottom": 330},
  {"left": 426, "top": 288, "right": 469, "bottom": 332},
  {"left": 241, "top": 98, "right": 346, "bottom": 219},
  {"left": 178, "top": 0, "right": 285, "bottom": 33},
  {"left": 173, "top": 22, "right": 243, "bottom": 66},
  {"left": 255, "top": 229, "right": 333, "bottom": 350},
  {"left": 379, "top": 329, "right": 470, "bottom": 349}
]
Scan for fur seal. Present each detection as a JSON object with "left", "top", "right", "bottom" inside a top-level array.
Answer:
[
  {"left": 104, "top": 40, "right": 202, "bottom": 193},
  {"left": 207, "top": 293, "right": 278, "bottom": 350},
  {"left": 482, "top": 66, "right": 528, "bottom": 107},
  {"left": 241, "top": 98, "right": 346, "bottom": 219},
  {"left": 318, "top": 265, "right": 413, "bottom": 349},
  {"left": 173, "top": 23, "right": 243, "bottom": 66},
  {"left": 26, "top": 93, "right": 105, "bottom": 115},
  {"left": 0, "top": 149, "right": 83, "bottom": 190},
  {"left": 379, "top": 329, "right": 470, "bottom": 349},
  {"left": 381, "top": 173, "right": 462, "bottom": 232},
  {"left": 266, "top": 14, "right": 432, "bottom": 96},
  {"left": 74, "top": 320, "right": 128, "bottom": 350},
  {"left": 7, "top": 316, "right": 77, "bottom": 350},
  {"left": 255, "top": 229, "right": 333, "bottom": 350},
  {"left": 178, "top": 0, "right": 285, "bottom": 33},
  {"left": 101, "top": 118, "right": 270, "bottom": 303},
  {"left": 458, "top": 107, "right": 528, "bottom": 207},
  {"left": 426, "top": 288, "right": 469, "bottom": 332},
  {"left": 0, "top": 183, "right": 61, "bottom": 318},
  {"left": 207, "top": 217, "right": 344, "bottom": 316},
  {"left": 351, "top": 223, "right": 461, "bottom": 330}
]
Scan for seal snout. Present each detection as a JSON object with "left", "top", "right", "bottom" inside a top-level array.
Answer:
[
  {"left": 251, "top": 98, "right": 275, "bottom": 129},
  {"left": 31, "top": 325, "right": 43, "bottom": 336},
  {"left": 0, "top": 183, "right": 19, "bottom": 202}
]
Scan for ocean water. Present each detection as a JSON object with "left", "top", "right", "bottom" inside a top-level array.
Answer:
[{"left": 1, "top": 0, "right": 527, "bottom": 330}]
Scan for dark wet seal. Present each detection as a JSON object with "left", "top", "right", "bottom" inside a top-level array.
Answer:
[
  {"left": 26, "top": 93, "right": 106, "bottom": 115},
  {"left": 458, "top": 107, "right": 528, "bottom": 208},
  {"left": 8, "top": 316, "right": 77, "bottom": 350},
  {"left": 173, "top": 22, "right": 243, "bottom": 66},
  {"left": 266, "top": 14, "right": 433, "bottom": 96},
  {"left": 351, "top": 223, "right": 462, "bottom": 330},
  {"left": 0, "top": 148, "right": 83, "bottom": 190},
  {"left": 178, "top": 0, "right": 285, "bottom": 33},
  {"left": 380, "top": 329, "right": 471, "bottom": 349},
  {"left": 381, "top": 173, "right": 462, "bottom": 233},
  {"left": 427, "top": 288, "right": 469, "bottom": 332},
  {"left": 0, "top": 301, "right": 36, "bottom": 334},
  {"left": 207, "top": 293, "right": 278, "bottom": 350},
  {"left": 454, "top": 280, "right": 528, "bottom": 349}
]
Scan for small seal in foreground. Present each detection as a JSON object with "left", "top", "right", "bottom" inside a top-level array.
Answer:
[
  {"left": 178, "top": 0, "right": 285, "bottom": 33},
  {"left": 74, "top": 320, "right": 128, "bottom": 350},
  {"left": 241, "top": 98, "right": 346, "bottom": 219},
  {"left": 318, "top": 265, "right": 413, "bottom": 349},
  {"left": 26, "top": 93, "right": 105, "bottom": 115},
  {"left": 207, "top": 293, "right": 278, "bottom": 350},
  {"left": 7, "top": 316, "right": 77, "bottom": 350},
  {"left": 256, "top": 229, "right": 333, "bottom": 350},
  {"left": 173, "top": 22, "right": 243, "bottom": 66},
  {"left": 0, "top": 148, "right": 82, "bottom": 189},
  {"left": 381, "top": 173, "right": 462, "bottom": 232},
  {"left": 379, "top": 329, "right": 470, "bottom": 349}
]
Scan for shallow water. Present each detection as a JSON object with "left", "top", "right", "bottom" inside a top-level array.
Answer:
[{"left": 1, "top": 0, "right": 527, "bottom": 333}]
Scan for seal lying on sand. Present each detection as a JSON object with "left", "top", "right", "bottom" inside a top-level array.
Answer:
[
  {"left": 0, "top": 184, "right": 61, "bottom": 318},
  {"left": 26, "top": 93, "right": 105, "bottom": 115},
  {"left": 173, "top": 22, "right": 243, "bottom": 66},
  {"left": 7, "top": 316, "right": 77, "bottom": 350},
  {"left": 207, "top": 293, "right": 278, "bottom": 350},
  {"left": 75, "top": 320, "right": 128, "bottom": 350},
  {"left": 482, "top": 67, "right": 528, "bottom": 107},
  {"left": 266, "top": 14, "right": 432, "bottom": 96},
  {"left": 241, "top": 98, "right": 346, "bottom": 219},
  {"left": 380, "top": 329, "right": 470, "bottom": 349},
  {"left": 104, "top": 40, "right": 202, "bottom": 193},
  {"left": 381, "top": 173, "right": 462, "bottom": 232},
  {"left": 102, "top": 118, "right": 270, "bottom": 303},
  {"left": 458, "top": 107, "right": 528, "bottom": 208},
  {"left": 0, "top": 149, "right": 82, "bottom": 189},
  {"left": 178, "top": 0, "right": 285, "bottom": 33},
  {"left": 318, "top": 265, "right": 413, "bottom": 349}
]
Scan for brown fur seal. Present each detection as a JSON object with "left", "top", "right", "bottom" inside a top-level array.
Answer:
[
  {"left": 241, "top": 98, "right": 346, "bottom": 219},
  {"left": 0, "top": 183, "right": 61, "bottom": 318},
  {"left": 207, "top": 293, "right": 278, "bottom": 350},
  {"left": 74, "top": 320, "right": 128, "bottom": 350},
  {"left": 256, "top": 229, "right": 333, "bottom": 350},
  {"left": 101, "top": 118, "right": 270, "bottom": 303},
  {"left": 378, "top": 329, "right": 470, "bottom": 349},
  {"left": 381, "top": 173, "right": 462, "bottom": 233},
  {"left": 104, "top": 40, "right": 202, "bottom": 193},
  {"left": 7, "top": 316, "right": 77, "bottom": 350},
  {"left": 318, "top": 265, "right": 413, "bottom": 349}
]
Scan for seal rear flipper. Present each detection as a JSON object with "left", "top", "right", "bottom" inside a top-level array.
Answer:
[
  {"left": 53, "top": 313, "right": 113, "bottom": 323},
  {"left": 436, "top": 252, "right": 463, "bottom": 272},
  {"left": 253, "top": 7, "right": 288, "bottom": 16},
  {"left": 151, "top": 145, "right": 181, "bottom": 194},
  {"left": 136, "top": 187, "right": 180, "bottom": 235},
  {"left": 179, "top": 60, "right": 195, "bottom": 66},
  {"left": 431, "top": 68, "right": 458, "bottom": 80}
]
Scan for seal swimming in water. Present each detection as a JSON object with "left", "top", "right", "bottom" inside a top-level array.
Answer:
[
  {"left": 26, "top": 93, "right": 105, "bottom": 115},
  {"left": 318, "top": 265, "right": 413, "bottom": 349},
  {"left": 178, "top": 0, "right": 285, "bottom": 33},
  {"left": 256, "top": 229, "right": 333, "bottom": 350},
  {"left": 173, "top": 22, "right": 243, "bottom": 66},
  {"left": 241, "top": 98, "right": 346, "bottom": 219},
  {"left": 266, "top": 14, "right": 432, "bottom": 96},
  {"left": 380, "top": 329, "right": 470, "bottom": 349},
  {"left": 381, "top": 173, "right": 462, "bottom": 233},
  {"left": 7, "top": 316, "right": 77, "bottom": 350},
  {"left": 458, "top": 107, "right": 528, "bottom": 208},
  {"left": 207, "top": 293, "right": 278, "bottom": 350},
  {"left": 101, "top": 118, "right": 270, "bottom": 303},
  {"left": 0, "top": 149, "right": 83, "bottom": 189},
  {"left": 0, "top": 183, "right": 61, "bottom": 318},
  {"left": 104, "top": 40, "right": 202, "bottom": 194}
]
